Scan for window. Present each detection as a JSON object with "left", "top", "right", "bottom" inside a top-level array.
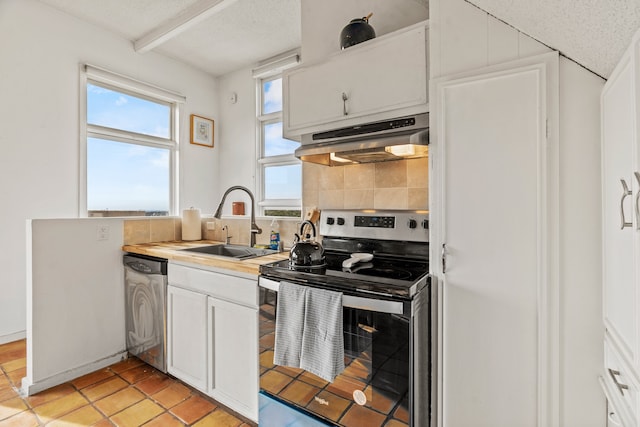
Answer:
[
  {"left": 257, "top": 76, "right": 301, "bottom": 217},
  {"left": 81, "top": 66, "right": 183, "bottom": 217}
]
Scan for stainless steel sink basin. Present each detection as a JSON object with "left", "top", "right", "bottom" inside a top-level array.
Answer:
[{"left": 180, "top": 244, "right": 277, "bottom": 259}]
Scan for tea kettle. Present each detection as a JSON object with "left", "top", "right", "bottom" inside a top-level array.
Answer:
[
  {"left": 289, "top": 221, "right": 325, "bottom": 268},
  {"left": 340, "top": 13, "right": 376, "bottom": 49}
]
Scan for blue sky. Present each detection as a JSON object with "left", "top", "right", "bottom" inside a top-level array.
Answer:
[
  {"left": 87, "top": 79, "right": 300, "bottom": 211},
  {"left": 262, "top": 79, "right": 301, "bottom": 199},
  {"left": 87, "top": 83, "right": 170, "bottom": 212}
]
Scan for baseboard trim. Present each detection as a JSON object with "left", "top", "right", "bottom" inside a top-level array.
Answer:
[
  {"left": 0, "top": 331, "right": 26, "bottom": 345},
  {"left": 21, "top": 351, "right": 127, "bottom": 396}
]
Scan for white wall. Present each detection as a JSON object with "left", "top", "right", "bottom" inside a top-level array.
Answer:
[
  {"left": 24, "top": 218, "right": 126, "bottom": 394},
  {"left": 0, "top": 0, "right": 219, "bottom": 342},
  {"left": 216, "top": 68, "right": 258, "bottom": 215},
  {"left": 430, "top": 0, "right": 605, "bottom": 425},
  {"left": 301, "top": 0, "right": 429, "bottom": 64}
]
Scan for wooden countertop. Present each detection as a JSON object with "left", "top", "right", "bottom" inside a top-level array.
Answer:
[{"left": 122, "top": 240, "right": 288, "bottom": 276}]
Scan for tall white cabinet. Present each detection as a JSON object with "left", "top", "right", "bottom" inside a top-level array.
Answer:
[
  {"left": 601, "top": 29, "right": 640, "bottom": 427},
  {"left": 431, "top": 52, "right": 559, "bottom": 427}
]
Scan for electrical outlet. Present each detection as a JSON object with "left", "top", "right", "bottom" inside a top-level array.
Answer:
[
  {"left": 97, "top": 225, "right": 110, "bottom": 241},
  {"left": 206, "top": 222, "right": 215, "bottom": 230}
]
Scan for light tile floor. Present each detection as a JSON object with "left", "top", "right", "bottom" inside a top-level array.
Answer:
[{"left": 0, "top": 340, "right": 253, "bottom": 426}]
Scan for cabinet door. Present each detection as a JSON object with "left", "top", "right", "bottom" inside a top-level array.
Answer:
[
  {"left": 602, "top": 47, "right": 638, "bottom": 365},
  {"left": 167, "top": 285, "right": 207, "bottom": 392},
  {"left": 208, "top": 296, "right": 258, "bottom": 421},
  {"left": 433, "top": 53, "right": 558, "bottom": 427},
  {"left": 283, "top": 23, "right": 427, "bottom": 137}
]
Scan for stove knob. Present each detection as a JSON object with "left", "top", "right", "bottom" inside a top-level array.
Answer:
[
  {"left": 337, "top": 217, "right": 345, "bottom": 226},
  {"left": 408, "top": 219, "right": 417, "bottom": 229},
  {"left": 422, "top": 219, "right": 429, "bottom": 229},
  {"left": 326, "top": 217, "right": 335, "bottom": 225}
]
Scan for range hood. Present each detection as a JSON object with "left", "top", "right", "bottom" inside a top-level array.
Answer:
[{"left": 295, "top": 113, "right": 429, "bottom": 166}]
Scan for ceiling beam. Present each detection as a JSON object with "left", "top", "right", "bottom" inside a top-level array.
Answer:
[{"left": 134, "top": 0, "right": 239, "bottom": 53}]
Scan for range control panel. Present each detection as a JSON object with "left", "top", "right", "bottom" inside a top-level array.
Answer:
[{"left": 320, "top": 209, "right": 429, "bottom": 242}]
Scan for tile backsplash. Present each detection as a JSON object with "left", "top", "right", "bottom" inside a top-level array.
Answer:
[
  {"left": 123, "top": 218, "right": 182, "bottom": 245},
  {"left": 302, "top": 157, "right": 428, "bottom": 210},
  {"left": 123, "top": 158, "right": 428, "bottom": 246},
  {"left": 123, "top": 216, "right": 300, "bottom": 248}
]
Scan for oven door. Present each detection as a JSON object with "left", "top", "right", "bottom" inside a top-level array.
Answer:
[{"left": 258, "top": 276, "right": 417, "bottom": 427}]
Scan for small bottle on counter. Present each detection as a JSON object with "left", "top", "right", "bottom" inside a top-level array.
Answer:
[{"left": 269, "top": 219, "right": 280, "bottom": 250}]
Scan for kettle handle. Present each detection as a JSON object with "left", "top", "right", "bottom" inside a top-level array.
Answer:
[{"left": 299, "top": 220, "right": 316, "bottom": 239}]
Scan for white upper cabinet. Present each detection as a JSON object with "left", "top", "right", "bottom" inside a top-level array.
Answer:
[{"left": 283, "top": 21, "right": 428, "bottom": 139}]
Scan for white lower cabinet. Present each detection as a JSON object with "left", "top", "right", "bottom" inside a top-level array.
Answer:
[
  {"left": 207, "top": 296, "right": 258, "bottom": 420},
  {"left": 167, "top": 262, "right": 259, "bottom": 422},
  {"left": 167, "top": 285, "right": 208, "bottom": 392}
]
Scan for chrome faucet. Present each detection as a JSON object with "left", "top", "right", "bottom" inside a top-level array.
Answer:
[
  {"left": 221, "top": 225, "right": 232, "bottom": 244},
  {"left": 214, "top": 186, "right": 262, "bottom": 247}
]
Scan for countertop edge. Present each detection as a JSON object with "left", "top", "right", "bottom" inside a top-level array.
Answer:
[{"left": 122, "top": 240, "right": 288, "bottom": 276}]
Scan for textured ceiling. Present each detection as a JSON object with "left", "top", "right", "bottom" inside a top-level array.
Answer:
[
  {"left": 467, "top": 0, "right": 640, "bottom": 78},
  {"left": 37, "top": 0, "right": 301, "bottom": 76},
  {"left": 156, "top": 0, "right": 300, "bottom": 76},
  {"left": 37, "top": 0, "right": 640, "bottom": 78}
]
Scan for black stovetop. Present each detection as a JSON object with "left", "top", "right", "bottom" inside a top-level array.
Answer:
[{"left": 259, "top": 251, "right": 429, "bottom": 300}]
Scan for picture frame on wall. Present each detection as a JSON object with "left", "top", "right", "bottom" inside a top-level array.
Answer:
[{"left": 190, "top": 114, "right": 214, "bottom": 147}]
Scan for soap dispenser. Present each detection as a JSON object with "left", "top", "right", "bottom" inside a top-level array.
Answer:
[{"left": 269, "top": 219, "right": 280, "bottom": 250}]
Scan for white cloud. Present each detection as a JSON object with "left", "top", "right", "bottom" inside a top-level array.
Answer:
[
  {"left": 264, "top": 78, "right": 283, "bottom": 112},
  {"left": 115, "top": 96, "right": 128, "bottom": 106}
]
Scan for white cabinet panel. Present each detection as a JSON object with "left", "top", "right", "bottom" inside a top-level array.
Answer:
[
  {"left": 283, "top": 22, "right": 427, "bottom": 138},
  {"left": 208, "top": 296, "right": 258, "bottom": 421},
  {"left": 167, "top": 261, "right": 259, "bottom": 422},
  {"left": 167, "top": 285, "right": 207, "bottom": 392},
  {"left": 602, "top": 51, "right": 638, "bottom": 364}
]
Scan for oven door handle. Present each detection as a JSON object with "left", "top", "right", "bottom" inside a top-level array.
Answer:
[{"left": 258, "top": 277, "right": 406, "bottom": 315}]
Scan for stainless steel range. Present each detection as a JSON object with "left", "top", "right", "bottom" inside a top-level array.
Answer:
[{"left": 258, "top": 209, "right": 434, "bottom": 427}]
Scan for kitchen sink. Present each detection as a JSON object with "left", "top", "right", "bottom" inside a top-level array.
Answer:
[{"left": 180, "top": 244, "right": 277, "bottom": 259}]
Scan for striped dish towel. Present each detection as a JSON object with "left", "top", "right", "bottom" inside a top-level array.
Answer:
[
  {"left": 273, "top": 282, "right": 345, "bottom": 382},
  {"left": 273, "top": 282, "right": 306, "bottom": 368}
]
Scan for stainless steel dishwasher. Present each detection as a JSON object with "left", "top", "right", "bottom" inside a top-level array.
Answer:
[{"left": 123, "top": 254, "right": 168, "bottom": 372}]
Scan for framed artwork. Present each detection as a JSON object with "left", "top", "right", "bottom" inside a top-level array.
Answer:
[{"left": 190, "top": 114, "right": 214, "bottom": 147}]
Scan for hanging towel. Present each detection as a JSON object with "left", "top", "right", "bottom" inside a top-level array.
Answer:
[
  {"left": 273, "top": 282, "right": 306, "bottom": 367},
  {"left": 273, "top": 282, "right": 345, "bottom": 383},
  {"left": 299, "top": 286, "right": 345, "bottom": 382}
]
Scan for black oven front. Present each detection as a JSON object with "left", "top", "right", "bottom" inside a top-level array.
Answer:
[{"left": 257, "top": 276, "right": 432, "bottom": 427}]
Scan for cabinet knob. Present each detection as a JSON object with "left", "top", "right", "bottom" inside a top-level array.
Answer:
[{"left": 342, "top": 92, "right": 348, "bottom": 116}]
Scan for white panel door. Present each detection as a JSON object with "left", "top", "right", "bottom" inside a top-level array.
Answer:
[
  {"left": 208, "top": 296, "right": 259, "bottom": 421},
  {"left": 167, "top": 285, "right": 207, "bottom": 392},
  {"left": 433, "top": 53, "right": 558, "bottom": 427}
]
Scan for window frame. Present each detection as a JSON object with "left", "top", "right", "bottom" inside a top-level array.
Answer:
[
  {"left": 255, "top": 74, "right": 301, "bottom": 217},
  {"left": 79, "top": 65, "right": 183, "bottom": 217}
]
